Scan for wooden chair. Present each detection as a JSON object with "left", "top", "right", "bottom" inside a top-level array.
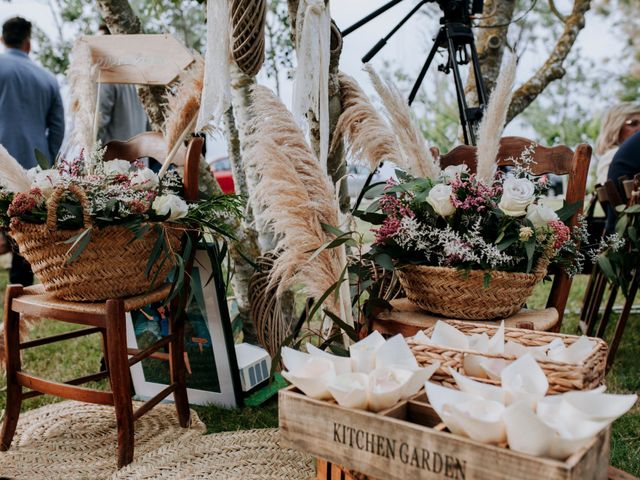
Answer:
[
  {"left": 371, "top": 137, "right": 591, "bottom": 336},
  {"left": 0, "top": 132, "right": 203, "bottom": 468},
  {"left": 581, "top": 174, "right": 640, "bottom": 371}
]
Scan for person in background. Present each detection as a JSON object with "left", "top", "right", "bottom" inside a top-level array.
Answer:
[
  {"left": 595, "top": 103, "right": 640, "bottom": 186},
  {"left": 0, "top": 16, "right": 65, "bottom": 286},
  {"left": 96, "top": 24, "right": 149, "bottom": 146},
  {"left": 605, "top": 130, "right": 640, "bottom": 232}
]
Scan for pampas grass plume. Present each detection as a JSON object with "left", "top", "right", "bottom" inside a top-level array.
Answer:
[
  {"left": 0, "top": 145, "right": 31, "bottom": 193},
  {"left": 364, "top": 64, "right": 440, "bottom": 179},
  {"left": 332, "top": 73, "right": 402, "bottom": 171},
  {"left": 246, "top": 85, "right": 343, "bottom": 315},
  {"left": 164, "top": 58, "right": 205, "bottom": 152},
  {"left": 475, "top": 54, "right": 517, "bottom": 183}
]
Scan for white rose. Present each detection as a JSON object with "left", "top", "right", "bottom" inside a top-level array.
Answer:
[
  {"left": 130, "top": 168, "right": 159, "bottom": 190},
  {"left": 441, "top": 164, "right": 468, "bottom": 183},
  {"left": 426, "top": 184, "right": 456, "bottom": 217},
  {"left": 103, "top": 159, "right": 131, "bottom": 176},
  {"left": 498, "top": 177, "right": 536, "bottom": 217},
  {"left": 31, "top": 169, "right": 61, "bottom": 197},
  {"left": 526, "top": 203, "right": 558, "bottom": 228},
  {"left": 152, "top": 194, "right": 189, "bottom": 220}
]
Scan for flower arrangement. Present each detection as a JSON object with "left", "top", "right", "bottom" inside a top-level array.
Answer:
[
  {"left": 367, "top": 147, "right": 587, "bottom": 279},
  {"left": 0, "top": 143, "right": 243, "bottom": 301}
]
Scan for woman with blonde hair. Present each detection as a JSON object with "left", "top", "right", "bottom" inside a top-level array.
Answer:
[{"left": 595, "top": 103, "right": 640, "bottom": 185}]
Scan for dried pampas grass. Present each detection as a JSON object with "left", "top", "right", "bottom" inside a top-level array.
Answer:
[
  {"left": 0, "top": 145, "right": 30, "bottom": 193},
  {"left": 364, "top": 64, "right": 440, "bottom": 179},
  {"left": 246, "top": 85, "right": 343, "bottom": 315},
  {"left": 66, "top": 41, "right": 99, "bottom": 153},
  {"left": 332, "top": 73, "right": 402, "bottom": 171},
  {"left": 475, "top": 54, "right": 517, "bottom": 183},
  {"left": 164, "top": 58, "right": 205, "bottom": 153}
]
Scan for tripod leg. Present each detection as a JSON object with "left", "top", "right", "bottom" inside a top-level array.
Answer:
[
  {"left": 446, "top": 33, "right": 473, "bottom": 145},
  {"left": 408, "top": 29, "right": 443, "bottom": 106}
]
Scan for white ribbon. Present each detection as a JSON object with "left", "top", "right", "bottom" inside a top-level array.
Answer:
[
  {"left": 196, "top": 0, "right": 232, "bottom": 132},
  {"left": 292, "top": 0, "right": 331, "bottom": 170}
]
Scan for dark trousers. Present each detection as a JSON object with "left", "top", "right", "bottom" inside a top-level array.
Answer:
[{"left": 9, "top": 244, "right": 33, "bottom": 287}]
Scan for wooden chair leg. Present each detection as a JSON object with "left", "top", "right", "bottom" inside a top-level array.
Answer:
[
  {"left": 597, "top": 284, "right": 619, "bottom": 339},
  {"left": 1, "top": 285, "right": 24, "bottom": 451},
  {"left": 106, "top": 299, "right": 135, "bottom": 468},
  {"left": 585, "top": 272, "right": 607, "bottom": 336},
  {"left": 606, "top": 271, "right": 640, "bottom": 373},
  {"left": 580, "top": 269, "right": 599, "bottom": 329},
  {"left": 169, "top": 305, "right": 190, "bottom": 428}
]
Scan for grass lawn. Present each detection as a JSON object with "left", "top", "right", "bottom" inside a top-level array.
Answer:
[{"left": 0, "top": 270, "right": 638, "bottom": 475}]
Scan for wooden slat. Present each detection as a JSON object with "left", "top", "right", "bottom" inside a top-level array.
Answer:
[
  {"left": 21, "top": 371, "right": 109, "bottom": 400},
  {"left": 439, "top": 136, "right": 575, "bottom": 175},
  {"left": 16, "top": 372, "right": 113, "bottom": 405},
  {"left": 608, "top": 466, "right": 639, "bottom": 480},
  {"left": 317, "top": 458, "right": 329, "bottom": 480},
  {"left": 133, "top": 384, "right": 177, "bottom": 421},
  {"left": 127, "top": 334, "right": 176, "bottom": 367},
  {"left": 20, "top": 327, "right": 102, "bottom": 349},
  {"left": 371, "top": 298, "right": 559, "bottom": 337}
]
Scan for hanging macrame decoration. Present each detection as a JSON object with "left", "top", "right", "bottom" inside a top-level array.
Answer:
[
  {"left": 292, "top": 0, "right": 331, "bottom": 170},
  {"left": 195, "top": 0, "right": 232, "bottom": 133},
  {"left": 230, "top": 0, "right": 267, "bottom": 77}
]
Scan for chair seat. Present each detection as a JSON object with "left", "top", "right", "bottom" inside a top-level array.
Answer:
[
  {"left": 371, "top": 298, "right": 559, "bottom": 337},
  {"left": 11, "top": 284, "right": 173, "bottom": 327}
]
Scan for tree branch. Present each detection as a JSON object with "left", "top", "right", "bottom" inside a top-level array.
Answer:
[
  {"left": 96, "top": 0, "right": 168, "bottom": 130},
  {"left": 507, "top": 0, "right": 591, "bottom": 123}
]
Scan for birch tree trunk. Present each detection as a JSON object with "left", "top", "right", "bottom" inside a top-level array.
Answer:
[
  {"left": 465, "top": 0, "right": 517, "bottom": 104},
  {"left": 96, "top": 0, "right": 167, "bottom": 130},
  {"left": 223, "top": 106, "right": 262, "bottom": 344}
]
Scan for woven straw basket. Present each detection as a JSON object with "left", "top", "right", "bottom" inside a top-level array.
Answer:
[
  {"left": 10, "top": 184, "right": 182, "bottom": 302},
  {"left": 396, "top": 257, "right": 549, "bottom": 320},
  {"left": 408, "top": 320, "right": 608, "bottom": 394}
]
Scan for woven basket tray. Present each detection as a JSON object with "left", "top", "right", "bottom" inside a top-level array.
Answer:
[
  {"left": 396, "top": 257, "right": 549, "bottom": 321},
  {"left": 10, "top": 184, "right": 182, "bottom": 302},
  {"left": 407, "top": 320, "right": 608, "bottom": 394}
]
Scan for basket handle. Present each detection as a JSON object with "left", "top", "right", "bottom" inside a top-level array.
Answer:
[{"left": 46, "top": 183, "right": 93, "bottom": 231}]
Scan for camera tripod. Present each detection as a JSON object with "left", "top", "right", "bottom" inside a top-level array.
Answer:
[{"left": 343, "top": 0, "right": 488, "bottom": 145}]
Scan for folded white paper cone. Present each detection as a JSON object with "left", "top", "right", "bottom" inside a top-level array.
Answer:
[
  {"left": 431, "top": 321, "right": 469, "bottom": 350},
  {"left": 375, "top": 334, "right": 419, "bottom": 370},
  {"left": 328, "top": 372, "right": 369, "bottom": 410},
  {"left": 350, "top": 331, "right": 385, "bottom": 373},
  {"left": 501, "top": 354, "right": 548, "bottom": 406},
  {"left": 368, "top": 367, "right": 411, "bottom": 412},
  {"left": 449, "top": 367, "right": 505, "bottom": 404},
  {"left": 306, "top": 342, "right": 352, "bottom": 375}
]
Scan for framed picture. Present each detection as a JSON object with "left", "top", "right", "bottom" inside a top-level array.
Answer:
[{"left": 126, "top": 245, "right": 243, "bottom": 407}]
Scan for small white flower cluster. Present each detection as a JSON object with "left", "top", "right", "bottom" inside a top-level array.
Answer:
[
  {"left": 589, "top": 233, "right": 626, "bottom": 263},
  {"left": 394, "top": 217, "right": 517, "bottom": 269},
  {"left": 509, "top": 143, "right": 537, "bottom": 177}
]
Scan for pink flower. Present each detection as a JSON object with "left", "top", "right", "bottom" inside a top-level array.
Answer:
[
  {"left": 549, "top": 220, "right": 571, "bottom": 249},
  {"left": 8, "top": 188, "right": 44, "bottom": 217}
]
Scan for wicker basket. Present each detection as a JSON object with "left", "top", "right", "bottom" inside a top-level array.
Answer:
[
  {"left": 407, "top": 320, "right": 608, "bottom": 394},
  {"left": 396, "top": 257, "right": 549, "bottom": 321},
  {"left": 10, "top": 184, "right": 182, "bottom": 302}
]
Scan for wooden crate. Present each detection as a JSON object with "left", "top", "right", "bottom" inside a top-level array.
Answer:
[{"left": 279, "top": 387, "right": 610, "bottom": 480}]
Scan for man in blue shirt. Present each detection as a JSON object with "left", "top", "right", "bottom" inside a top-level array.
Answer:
[
  {"left": 1, "top": 16, "right": 65, "bottom": 285},
  {"left": 606, "top": 130, "right": 640, "bottom": 233}
]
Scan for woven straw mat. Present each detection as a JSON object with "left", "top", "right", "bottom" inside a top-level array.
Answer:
[{"left": 0, "top": 401, "right": 313, "bottom": 480}]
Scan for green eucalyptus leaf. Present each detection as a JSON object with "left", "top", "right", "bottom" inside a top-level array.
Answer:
[
  {"left": 64, "top": 227, "right": 92, "bottom": 265},
  {"left": 34, "top": 148, "right": 50, "bottom": 170}
]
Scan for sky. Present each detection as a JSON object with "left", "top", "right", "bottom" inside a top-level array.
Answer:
[{"left": 0, "top": 0, "right": 627, "bottom": 159}]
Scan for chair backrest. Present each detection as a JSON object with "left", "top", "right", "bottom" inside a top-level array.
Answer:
[
  {"left": 439, "top": 136, "right": 592, "bottom": 330},
  {"left": 103, "top": 132, "right": 203, "bottom": 201}
]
